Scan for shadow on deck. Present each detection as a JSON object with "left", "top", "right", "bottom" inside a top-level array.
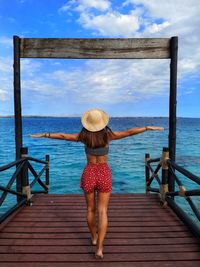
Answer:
[{"left": 0, "top": 193, "right": 200, "bottom": 267}]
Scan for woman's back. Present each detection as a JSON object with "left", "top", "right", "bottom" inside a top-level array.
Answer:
[
  {"left": 84, "top": 144, "right": 109, "bottom": 164},
  {"left": 78, "top": 125, "right": 113, "bottom": 164}
]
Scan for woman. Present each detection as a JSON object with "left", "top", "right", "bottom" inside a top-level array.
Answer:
[{"left": 29, "top": 108, "right": 164, "bottom": 259}]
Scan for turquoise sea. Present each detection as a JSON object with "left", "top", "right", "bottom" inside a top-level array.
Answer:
[{"left": 0, "top": 117, "right": 200, "bottom": 224}]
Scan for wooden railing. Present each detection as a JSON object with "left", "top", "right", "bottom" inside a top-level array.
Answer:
[
  {"left": 0, "top": 147, "right": 49, "bottom": 223},
  {"left": 145, "top": 147, "right": 200, "bottom": 238}
]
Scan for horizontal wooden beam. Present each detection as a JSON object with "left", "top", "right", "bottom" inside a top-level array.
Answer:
[{"left": 19, "top": 38, "right": 171, "bottom": 59}]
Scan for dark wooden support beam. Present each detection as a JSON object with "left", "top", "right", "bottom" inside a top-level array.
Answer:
[
  {"left": 14, "top": 36, "right": 23, "bottom": 203},
  {"left": 169, "top": 36, "right": 178, "bottom": 193},
  {"left": 160, "top": 147, "right": 169, "bottom": 206},
  {"left": 145, "top": 153, "right": 150, "bottom": 193},
  {"left": 13, "top": 35, "right": 22, "bottom": 160},
  {"left": 45, "top": 154, "right": 50, "bottom": 193},
  {"left": 21, "top": 147, "right": 31, "bottom": 204}
]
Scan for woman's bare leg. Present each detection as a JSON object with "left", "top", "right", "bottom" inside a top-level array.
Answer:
[
  {"left": 84, "top": 192, "right": 97, "bottom": 243},
  {"left": 96, "top": 192, "right": 111, "bottom": 257}
]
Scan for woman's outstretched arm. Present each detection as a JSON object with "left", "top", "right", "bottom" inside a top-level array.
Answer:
[
  {"left": 108, "top": 126, "right": 164, "bottom": 141},
  {"left": 28, "top": 132, "right": 79, "bottom": 142}
]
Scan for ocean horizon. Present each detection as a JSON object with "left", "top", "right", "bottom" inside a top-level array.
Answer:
[{"left": 1, "top": 115, "right": 200, "bottom": 118}]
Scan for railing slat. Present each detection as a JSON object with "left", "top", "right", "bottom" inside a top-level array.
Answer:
[
  {"left": 166, "top": 196, "right": 200, "bottom": 238},
  {"left": 0, "top": 158, "right": 25, "bottom": 172},
  {"left": 167, "top": 160, "right": 200, "bottom": 185},
  {"left": 0, "top": 161, "right": 25, "bottom": 205},
  {"left": 28, "top": 162, "right": 48, "bottom": 191}
]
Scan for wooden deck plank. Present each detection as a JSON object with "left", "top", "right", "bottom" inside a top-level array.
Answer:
[
  {"left": 0, "top": 263, "right": 199, "bottom": 267},
  {"left": 23, "top": 206, "right": 162, "bottom": 212},
  {"left": 0, "top": 237, "right": 198, "bottom": 245},
  {"left": 1, "top": 251, "right": 200, "bottom": 261},
  {"left": 14, "top": 210, "right": 178, "bottom": 216},
  {"left": 2, "top": 226, "right": 190, "bottom": 233},
  {"left": 30, "top": 194, "right": 158, "bottom": 198},
  {"left": 21, "top": 209, "right": 171, "bottom": 213},
  {"left": 15, "top": 211, "right": 173, "bottom": 216},
  {"left": 0, "top": 244, "right": 199, "bottom": 253},
  {"left": 2, "top": 263, "right": 200, "bottom": 267},
  {"left": 1, "top": 262, "right": 200, "bottom": 267},
  {"left": 13, "top": 216, "right": 181, "bottom": 225},
  {"left": 12, "top": 216, "right": 181, "bottom": 222},
  {"left": 0, "top": 193, "right": 199, "bottom": 267},
  {"left": 7, "top": 220, "right": 184, "bottom": 227},
  {"left": 31, "top": 201, "right": 160, "bottom": 205},
  {"left": 0, "top": 231, "right": 193, "bottom": 238}
]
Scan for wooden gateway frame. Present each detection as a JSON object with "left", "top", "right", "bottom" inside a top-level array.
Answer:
[{"left": 13, "top": 36, "right": 178, "bottom": 192}]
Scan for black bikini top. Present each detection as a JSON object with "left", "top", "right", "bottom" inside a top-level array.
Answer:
[{"left": 85, "top": 145, "right": 109, "bottom": 156}]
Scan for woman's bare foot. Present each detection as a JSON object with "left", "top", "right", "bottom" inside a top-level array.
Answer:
[
  {"left": 95, "top": 248, "right": 103, "bottom": 259},
  {"left": 91, "top": 233, "right": 98, "bottom": 245}
]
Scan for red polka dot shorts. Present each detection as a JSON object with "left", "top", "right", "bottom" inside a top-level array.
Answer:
[{"left": 80, "top": 162, "right": 112, "bottom": 193}]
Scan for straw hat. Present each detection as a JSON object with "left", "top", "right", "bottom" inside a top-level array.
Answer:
[{"left": 81, "top": 108, "right": 109, "bottom": 132}]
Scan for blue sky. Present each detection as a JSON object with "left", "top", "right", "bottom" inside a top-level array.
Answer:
[{"left": 0, "top": 0, "right": 200, "bottom": 117}]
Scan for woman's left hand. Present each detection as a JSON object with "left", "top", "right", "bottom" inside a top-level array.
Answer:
[
  {"left": 146, "top": 126, "right": 164, "bottom": 131},
  {"left": 28, "top": 133, "right": 44, "bottom": 138}
]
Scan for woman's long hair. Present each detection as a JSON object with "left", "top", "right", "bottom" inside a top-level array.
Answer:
[{"left": 77, "top": 126, "right": 114, "bottom": 148}]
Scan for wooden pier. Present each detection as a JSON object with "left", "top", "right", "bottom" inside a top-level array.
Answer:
[
  {"left": 1, "top": 35, "right": 197, "bottom": 266},
  {"left": 0, "top": 193, "right": 199, "bottom": 267}
]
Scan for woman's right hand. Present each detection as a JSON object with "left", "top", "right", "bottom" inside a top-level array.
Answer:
[{"left": 146, "top": 126, "right": 164, "bottom": 131}]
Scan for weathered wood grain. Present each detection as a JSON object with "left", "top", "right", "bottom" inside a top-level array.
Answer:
[{"left": 20, "top": 38, "right": 170, "bottom": 59}]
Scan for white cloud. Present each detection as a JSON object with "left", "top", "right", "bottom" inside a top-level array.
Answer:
[
  {"left": 0, "top": 57, "right": 43, "bottom": 106},
  {"left": 21, "top": 59, "right": 42, "bottom": 76},
  {"left": 78, "top": 10, "right": 140, "bottom": 36},
  {"left": 0, "top": 89, "right": 9, "bottom": 101},
  {"left": 147, "top": 21, "right": 170, "bottom": 34},
  {"left": 0, "top": 57, "right": 13, "bottom": 103},
  {"left": 0, "top": 57, "right": 12, "bottom": 73},
  {"left": 129, "top": 0, "right": 199, "bottom": 24},
  {"left": 178, "top": 59, "right": 198, "bottom": 74},
  {"left": 75, "top": 0, "right": 111, "bottom": 12},
  {"left": 0, "top": 36, "right": 13, "bottom": 48},
  {"left": 59, "top": 0, "right": 110, "bottom": 13}
]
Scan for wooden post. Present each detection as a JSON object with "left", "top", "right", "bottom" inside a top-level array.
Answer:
[
  {"left": 13, "top": 35, "right": 23, "bottom": 160},
  {"left": 169, "top": 36, "right": 178, "bottom": 193},
  {"left": 145, "top": 153, "right": 150, "bottom": 193},
  {"left": 160, "top": 147, "right": 169, "bottom": 207},
  {"left": 14, "top": 36, "right": 23, "bottom": 203},
  {"left": 45, "top": 154, "right": 50, "bottom": 192},
  {"left": 20, "top": 147, "right": 31, "bottom": 204}
]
